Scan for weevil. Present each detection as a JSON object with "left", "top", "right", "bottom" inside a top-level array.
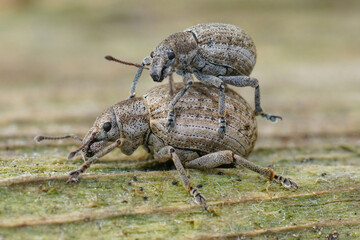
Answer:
[
  {"left": 108, "top": 23, "right": 282, "bottom": 139},
  {"left": 35, "top": 83, "right": 297, "bottom": 210}
]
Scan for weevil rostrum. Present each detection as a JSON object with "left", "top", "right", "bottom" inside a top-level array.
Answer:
[
  {"left": 108, "top": 23, "right": 282, "bottom": 139},
  {"left": 35, "top": 83, "right": 297, "bottom": 210}
]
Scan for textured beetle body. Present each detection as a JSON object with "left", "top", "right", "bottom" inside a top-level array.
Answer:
[
  {"left": 144, "top": 83, "right": 257, "bottom": 158},
  {"left": 81, "top": 83, "right": 256, "bottom": 161},
  {"left": 150, "top": 23, "right": 256, "bottom": 81},
  {"left": 36, "top": 83, "right": 297, "bottom": 210},
  {"left": 183, "top": 23, "right": 256, "bottom": 77}
]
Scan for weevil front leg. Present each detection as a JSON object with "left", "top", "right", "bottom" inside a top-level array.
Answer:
[
  {"left": 219, "top": 76, "right": 282, "bottom": 122},
  {"left": 166, "top": 73, "right": 193, "bottom": 131},
  {"left": 128, "top": 57, "right": 152, "bottom": 99},
  {"left": 185, "top": 150, "right": 298, "bottom": 190},
  {"left": 193, "top": 71, "right": 227, "bottom": 138},
  {"left": 67, "top": 139, "right": 131, "bottom": 183},
  {"left": 168, "top": 72, "right": 175, "bottom": 96},
  {"left": 155, "top": 146, "right": 208, "bottom": 210}
]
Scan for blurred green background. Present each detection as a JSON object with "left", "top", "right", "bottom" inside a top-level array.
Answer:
[
  {"left": 1, "top": 1, "right": 360, "bottom": 239},
  {"left": 1, "top": 0, "right": 359, "bottom": 139}
]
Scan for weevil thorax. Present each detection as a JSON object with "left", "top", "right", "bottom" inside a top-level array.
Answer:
[
  {"left": 82, "top": 97, "right": 150, "bottom": 157},
  {"left": 150, "top": 31, "right": 197, "bottom": 81}
]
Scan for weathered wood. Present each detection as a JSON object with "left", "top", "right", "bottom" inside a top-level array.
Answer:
[{"left": 1, "top": 136, "right": 360, "bottom": 239}]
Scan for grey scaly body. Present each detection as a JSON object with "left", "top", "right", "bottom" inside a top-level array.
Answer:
[
  {"left": 127, "top": 23, "right": 282, "bottom": 138},
  {"left": 145, "top": 83, "right": 257, "bottom": 157},
  {"left": 35, "top": 83, "right": 297, "bottom": 210}
]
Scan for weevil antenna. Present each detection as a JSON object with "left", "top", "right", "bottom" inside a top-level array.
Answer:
[
  {"left": 67, "top": 132, "right": 97, "bottom": 159},
  {"left": 105, "top": 55, "right": 149, "bottom": 70},
  {"left": 34, "top": 134, "right": 82, "bottom": 143}
]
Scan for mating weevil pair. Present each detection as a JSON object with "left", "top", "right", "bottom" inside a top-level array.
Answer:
[
  {"left": 35, "top": 23, "right": 296, "bottom": 210},
  {"left": 107, "top": 23, "right": 282, "bottom": 138},
  {"left": 35, "top": 83, "right": 297, "bottom": 210}
]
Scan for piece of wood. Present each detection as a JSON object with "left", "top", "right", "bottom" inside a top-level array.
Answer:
[{"left": 1, "top": 134, "right": 359, "bottom": 239}]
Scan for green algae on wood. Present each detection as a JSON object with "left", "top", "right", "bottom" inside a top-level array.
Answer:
[{"left": 1, "top": 139, "right": 360, "bottom": 239}]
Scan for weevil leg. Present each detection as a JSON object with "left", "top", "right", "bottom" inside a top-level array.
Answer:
[
  {"left": 184, "top": 150, "right": 234, "bottom": 169},
  {"left": 129, "top": 57, "right": 151, "bottom": 99},
  {"left": 185, "top": 150, "right": 298, "bottom": 190},
  {"left": 193, "top": 71, "right": 227, "bottom": 138},
  {"left": 66, "top": 139, "right": 122, "bottom": 183},
  {"left": 218, "top": 84, "right": 226, "bottom": 138},
  {"left": 166, "top": 73, "right": 193, "bottom": 131},
  {"left": 168, "top": 73, "right": 175, "bottom": 96},
  {"left": 219, "top": 76, "right": 282, "bottom": 122},
  {"left": 233, "top": 154, "right": 298, "bottom": 190},
  {"left": 155, "top": 146, "right": 208, "bottom": 210}
]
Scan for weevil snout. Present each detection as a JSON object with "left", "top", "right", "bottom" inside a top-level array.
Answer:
[
  {"left": 150, "top": 45, "right": 176, "bottom": 82},
  {"left": 150, "top": 69, "right": 163, "bottom": 82},
  {"left": 150, "top": 57, "right": 168, "bottom": 82},
  {"left": 72, "top": 108, "right": 120, "bottom": 159},
  {"left": 150, "top": 59, "right": 174, "bottom": 82},
  {"left": 83, "top": 139, "right": 106, "bottom": 158}
]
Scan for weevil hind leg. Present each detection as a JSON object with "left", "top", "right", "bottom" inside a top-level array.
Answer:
[
  {"left": 185, "top": 150, "right": 298, "bottom": 191},
  {"left": 219, "top": 76, "right": 282, "bottom": 123},
  {"left": 184, "top": 150, "right": 234, "bottom": 169},
  {"left": 233, "top": 154, "right": 298, "bottom": 190},
  {"left": 155, "top": 146, "right": 208, "bottom": 210}
]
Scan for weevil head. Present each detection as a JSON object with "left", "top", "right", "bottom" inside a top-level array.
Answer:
[
  {"left": 150, "top": 31, "right": 197, "bottom": 82},
  {"left": 78, "top": 98, "right": 150, "bottom": 158},
  {"left": 81, "top": 107, "right": 120, "bottom": 158},
  {"left": 149, "top": 42, "right": 175, "bottom": 82},
  {"left": 35, "top": 98, "right": 150, "bottom": 161}
]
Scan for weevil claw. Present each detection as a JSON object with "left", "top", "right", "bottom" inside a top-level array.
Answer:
[
  {"left": 274, "top": 175, "right": 298, "bottom": 190},
  {"left": 218, "top": 127, "right": 225, "bottom": 139},
  {"left": 67, "top": 170, "right": 80, "bottom": 183},
  {"left": 166, "top": 120, "right": 175, "bottom": 132},
  {"left": 261, "top": 113, "right": 283, "bottom": 123},
  {"left": 166, "top": 110, "right": 176, "bottom": 131},
  {"left": 190, "top": 187, "right": 208, "bottom": 210},
  {"left": 283, "top": 178, "right": 298, "bottom": 190},
  {"left": 218, "top": 116, "right": 226, "bottom": 138}
]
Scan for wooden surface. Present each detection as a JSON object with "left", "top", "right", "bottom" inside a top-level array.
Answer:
[{"left": 0, "top": 1, "right": 360, "bottom": 239}]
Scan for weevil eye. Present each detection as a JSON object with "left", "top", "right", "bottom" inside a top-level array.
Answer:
[
  {"left": 150, "top": 51, "right": 154, "bottom": 58},
  {"left": 167, "top": 51, "right": 175, "bottom": 60},
  {"left": 103, "top": 122, "right": 112, "bottom": 132}
]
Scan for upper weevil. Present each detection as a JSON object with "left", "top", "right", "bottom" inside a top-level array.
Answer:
[
  {"left": 35, "top": 83, "right": 297, "bottom": 210},
  {"left": 106, "top": 23, "right": 282, "bottom": 138}
]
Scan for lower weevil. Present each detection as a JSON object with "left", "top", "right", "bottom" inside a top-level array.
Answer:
[{"left": 35, "top": 83, "right": 297, "bottom": 210}]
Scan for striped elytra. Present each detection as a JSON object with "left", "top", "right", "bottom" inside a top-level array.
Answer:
[
  {"left": 185, "top": 23, "right": 257, "bottom": 76},
  {"left": 143, "top": 83, "right": 257, "bottom": 158}
]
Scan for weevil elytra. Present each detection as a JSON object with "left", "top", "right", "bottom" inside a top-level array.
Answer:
[
  {"left": 107, "top": 23, "right": 282, "bottom": 139},
  {"left": 35, "top": 83, "right": 297, "bottom": 210}
]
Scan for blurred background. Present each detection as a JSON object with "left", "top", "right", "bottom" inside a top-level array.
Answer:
[{"left": 0, "top": 0, "right": 359, "bottom": 145}]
